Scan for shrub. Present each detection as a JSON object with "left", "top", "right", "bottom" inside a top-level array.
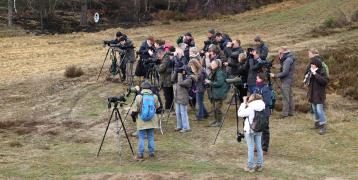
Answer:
[
  {"left": 351, "top": 9, "right": 358, "bottom": 22},
  {"left": 323, "top": 17, "right": 335, "bottom": 28},
  {"left": 64, "top": 65, "right": 84, "bottom": 78}
]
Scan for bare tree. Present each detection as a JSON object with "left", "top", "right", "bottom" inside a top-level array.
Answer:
[
  {"left": 80, "top": 0, "right": 88, "bottom": 26},
  {"left": 8, "top": 0, "right": 13, "bottom": 26}
]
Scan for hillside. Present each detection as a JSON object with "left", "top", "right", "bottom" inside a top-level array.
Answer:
[{"left": 0, "top": 0, "right": 358, "bottom": 179}]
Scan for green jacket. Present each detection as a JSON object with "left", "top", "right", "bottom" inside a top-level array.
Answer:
[
  {"left": 209, "top": 68, "right": 229, "bottom": 100},
  {"left": 157, "top": 53, "right": 173, "bottom": 88},
  {"left": 132, "top": 89, "right": 160, "bottom": 131}
]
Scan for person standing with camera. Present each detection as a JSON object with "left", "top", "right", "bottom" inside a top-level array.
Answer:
[
  {"left": 270, "top": 46, "right": 295, "bottom": 118},
  {"left": 237, "top": 94, "right": 266, "bottom": 172},
  {"left": 135, "top": 36, "right": 156, "bottom": 82},
  {"left": 205, "top": 59, "right": 230, "bottom": 127},
  {"left": 157, "top": 48, "right": 174, "bottom": 111},
  {"left": 255, "top": 73, "right": 272, "bottom": 154},
  {"left": 116, "top": 36, "right": 135, "bottom": 85},
  {"left": 130, "top": 81, "right": 160, "bottom": 160},
  {"left": 254, "top": 36, "right": 269, "bottom": 60},
  {"left": 306, "top": 57, "right": 329, "bottom": 135},
  {"left": 246, "top": 49, "right": 263, "bottom": 94},
  {"left": 172, "top": 65, "right": 197, "bottom": 133}
]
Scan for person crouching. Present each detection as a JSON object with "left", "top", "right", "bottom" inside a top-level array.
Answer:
[
  {"left": 238, "top": 94, "right": 266, "bottom": 173},
  {"left": 130, "top": 81, "right": 160, "bottom": 160}
]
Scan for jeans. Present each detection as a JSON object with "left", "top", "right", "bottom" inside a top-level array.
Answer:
[
  {"left": 196, "top": 92, "right": 208, "bottom": 119},
  {"left": 311, "top": 104, "right": 327, "bottom": 125},
  {"left": 245, "top": 132, "right": 264, "bottom": 169},
  {"left": 281, "top": 83, "right": 294, "bottom": 116},
  {"left": 248, "top": 85, "right": 256, "bottom": 94},
  {"left": 175, "top": 103, "right": 190, "bottom": 130},
  {"left": 138, "top": 128, "right": 155, "bottom": 156}
]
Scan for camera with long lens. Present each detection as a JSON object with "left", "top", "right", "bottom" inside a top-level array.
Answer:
[
  {"left": 107, "top": 95, "right": 126, "bottom": 109},
  {"left": 303, "top": 72, "right": 312, "bottom": 86},
  {"left": 237, "top": 131, "right": 245, "bottom": 143}
]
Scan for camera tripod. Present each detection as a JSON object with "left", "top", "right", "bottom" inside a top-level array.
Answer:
[
  {"left": 97, "top": 47, "right": 126, "bottom": 81},
  {"left": 96, "top": 101, "right": 135, "bottom": 163},
  {"left": 212, "top": 84, "right": 242, "bottom": 145}
]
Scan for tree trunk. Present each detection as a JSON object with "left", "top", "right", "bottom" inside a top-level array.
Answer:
[
  {"left": 8, "top": 0, "right": 13, "bottom": 26},
  {"left": 80, "top": 0, "right": 88, "bottom": 26}
]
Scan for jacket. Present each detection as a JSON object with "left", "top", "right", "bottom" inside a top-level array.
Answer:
[
  {"left": 139, "top": 41, "right": 154, "bottom": 60},
  {"left": 246, "top": 57, "right": 262, "bottom": 86},
  {"left": 118, "top": 38, "right": 135, "bottom": 63},
  {"left": 196, "top": 68, "right": 207, "bottom": 93},
  {"left": 157, "top": 53, "right": 174, "bottom": 88},
  {"left": 133, "top": 89, "right": 160, "bottom": 131},
  {"left": 255, "top": 83, "right": 272, "bottom": 117},
  {"left": 174, "top": 73, "right": 196, "bottom": 105},
  {"left": 308, "top": 65, "right": 329, "bottom": 104},
  {"left": 209, "top": 68, "right": 229, "bottom": 100},
  {"left": 257, "top": 43, "right": 269, "bottom": 60},
  {"left": 237, "top": 100, "right": 266, "bottom": 133},
  {"left": 276, "top": 52, "right": 295, "bottom": 85}
]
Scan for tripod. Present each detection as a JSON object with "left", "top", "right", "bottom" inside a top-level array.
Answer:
[
  {"left": 213, "top": 84, "right": 241, "bottom": 145},
  {"left": 97, "top": 47, "right": 126, "bottom": 81},
  {"left": 96, "top": 101, "right": 135, "bottom": 162}
]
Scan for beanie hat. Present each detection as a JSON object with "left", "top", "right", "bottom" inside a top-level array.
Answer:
[
  {"left": 208, "top": 29, "right": 216, "bottom": 34},
  {"left": 310, "top": 57, "right": 322, "bottom": 68},
  {"left": 141, "top": 81, "right": 152, "bottom": 89}
]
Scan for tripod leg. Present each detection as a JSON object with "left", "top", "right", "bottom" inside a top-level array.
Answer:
[
  {"left": 97, "top": 48, "right": 111, "bottom": 81},
  {"left": 212, "top": 93, "right": 235, "bottom": 145},
  {"left": 116, "top": 109, "right": 135, "bottom": 158},
  {"left": 114, "top": 111, "right": 123, "bottom": 164},
  {"left": 164, "top": 100, "right": 175, "bottom": 131},
  {"left": 97, "top": 108, "right": 115, "bottom": 157}
]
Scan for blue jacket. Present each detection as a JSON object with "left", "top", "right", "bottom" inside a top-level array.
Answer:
[
  {"left": 139, "top": 41, "right": 154, "bottom": 60},
  {"left": 255, "top": 83, "right": 272, "bottom": 117}
]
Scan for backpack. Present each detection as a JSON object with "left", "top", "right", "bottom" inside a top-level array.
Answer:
[
  {"left": 322, "top": 61, "right": 329, "bottom": 77},
  {"left": 255, "top": 85, "right": 276, "bottom": 110},
  {"left": 140, "top": 94, "right": 156, "bottom": 121},
  {"left": 249, "top": 110, "right": 266, "bottom": 132}
]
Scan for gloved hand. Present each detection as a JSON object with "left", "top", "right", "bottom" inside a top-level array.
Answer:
[
  {"left": 131, "top": 112, "right": 138, "bottom": 123},
  {"left": 310, "top": 67, "right": 318, "bottom": 75}
]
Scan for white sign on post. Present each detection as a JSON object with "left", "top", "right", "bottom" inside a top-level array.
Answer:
[{"left": 94, "top": 13, "right": 100, "bottom": 23}]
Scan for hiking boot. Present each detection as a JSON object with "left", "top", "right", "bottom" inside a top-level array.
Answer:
[
  {"left": 313, "top": 122, "right": 320, "bottom": 129},
  {"left": 174, "top": 128, "right": 182, "bottom": 132},
  {"left": 180, "top": 129, "right": 191, "bottom": 133},
  {"left": 244, "top": 167, "right": 255, "bottom": 173},
  {"left": 255, "top": 165, "right": 264, "bottom": 172},
  {"left": 149, "top": 153, "right": 155, "bottom": 159},
  {"left": 137, "top": 154, "right": 144, "bottom": 161},
  {"left": 209, "top": 120, "right": 218, "bottom": 126},
  {"left": 319, "top": 124, "right": 326, "bottom": 135},
  {"left": 210, "top": 121, "right": 223, "bottom": 127}
]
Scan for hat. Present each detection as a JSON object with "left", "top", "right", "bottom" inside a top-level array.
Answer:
[
  {"left": 189, "top": 47, "right": 199, "bottom": 58},
  {"left": 184, "top": 32, "right": 192, "bottom": 37},
  {"left": 254, "top": 36, "right": 261, "bottom": 42},
  {"left": 116, "top": 31, "right": 123, "bottom": 37},
  {"left": 310, "top": 57, "right": 322, "bottom": 68},
  {"left": 141, "top": 81, "right": 152, "bottom": 89},
  {"left": 208, "top": 29, "right": 216, "bottom": 34}
]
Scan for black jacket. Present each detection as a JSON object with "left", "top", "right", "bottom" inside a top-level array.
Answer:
[
  {"left": 139, "top": 41, "right": 154, "bottom": 60},
  {"left": 308, "top": 63, "right": 329, "bottom": 104}
]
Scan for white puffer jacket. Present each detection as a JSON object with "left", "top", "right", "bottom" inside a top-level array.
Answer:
[{"left": 237, "top": 100, "right": 266, "bottom": 133}]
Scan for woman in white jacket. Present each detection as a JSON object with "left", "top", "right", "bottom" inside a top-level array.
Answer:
[{"left": 238, "top": 94, "right": 266, "bottom": 173}]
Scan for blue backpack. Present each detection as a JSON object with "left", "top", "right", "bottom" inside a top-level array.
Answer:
[{"left": 140, "top": 94, "right": 156, "bottom": 121}]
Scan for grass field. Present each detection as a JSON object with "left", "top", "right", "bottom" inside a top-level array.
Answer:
[{"left": 0, "top": 0, "right": 358, "bottom": 179}]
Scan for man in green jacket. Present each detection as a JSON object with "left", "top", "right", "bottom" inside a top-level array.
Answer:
[{"left": 205, "top": 59, "right": 229, "bottom": 127}]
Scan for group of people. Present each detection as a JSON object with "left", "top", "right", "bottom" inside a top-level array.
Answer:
[{"left": 106, "top": 29, "right": 329, "bottom": 172}]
